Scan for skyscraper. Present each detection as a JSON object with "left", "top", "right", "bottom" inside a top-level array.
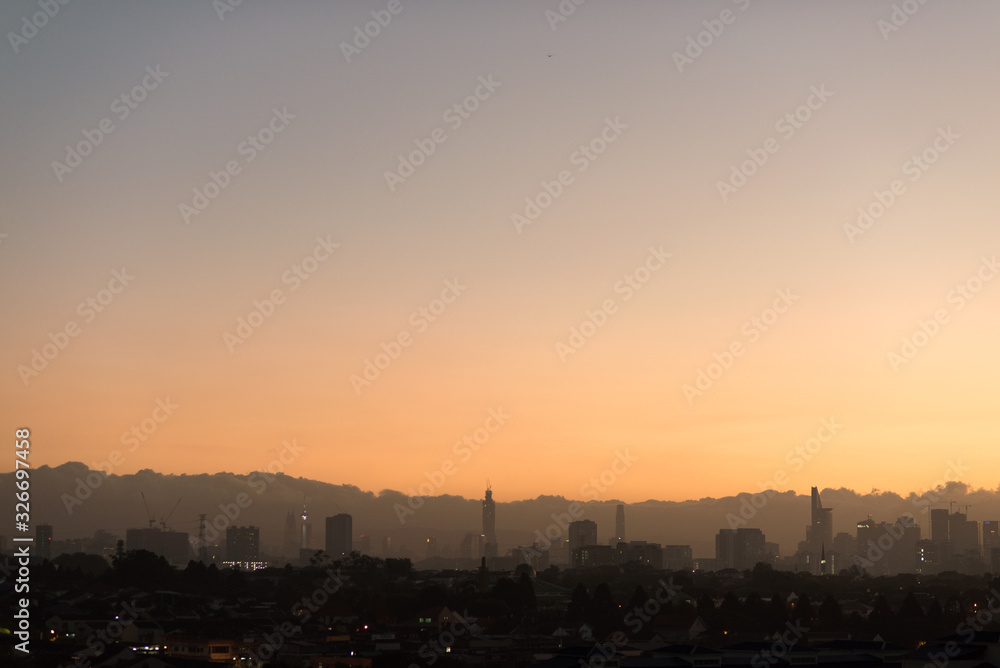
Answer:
[
  {"left": 298, "top": 503, "right": 313, "bottom": 565},
  {"left": 483, "top": 483, "right": 497, "bottom": 558},
  {"left": 37, "top": 524, "right": 52, "bottom": 560},
  {"left": 716, "top": 528, "right": 766, "bottom": 570},
  {"left": 568, "top": 520, "right": 597, "bottom": 550},
  {"left": 325, "top": 514, "right": 352, "bottom": 559},
  {"left": 983, "top": 521, "right": 999, "bottom": 551},
  {"left": 930, "top": 508, "right": 950, "bottom": 542},
  {"left": 226, "top": 525, "right": 260, "bottom": 563},
  {"left": 615, "top": 504, "right": 625, "bottom": 544},
  {"left": 801, "top": 487, "right": 833, "bottom": 572}
]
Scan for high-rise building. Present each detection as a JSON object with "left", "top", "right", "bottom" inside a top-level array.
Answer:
[
  {"left": 358, "top": 534, "right": 370, "bottom": 556},
  {"left": 482, "top": 483, "right": 497, "bottom": 558},
  {"left": 460, "top": 533, "right": 475, "bottom": 560},
  {"left": 949, "top": 512, "right": 979, "bottom": 574},
  {"left": 662, "top": 545, "right": 694, "bottom": 570},
  {"left": 225, "top": 526, "right": 263, "bottom": 569},
  {"left": 573, "top": 544, "right": 614, "bottom": 568},
  {"left": 37, "top": 524, "right": 53, "bottom": 560},
  {"left": 615, "top": 504, "right": 625, "bottom": 543},
  {"left": 568, "top": 520, "right": 597, "bottom": 550},
  {"left": 983, "top": 521, "right": 999, "bottom": 553},
  {"left": 325, "top": 514, "right": 353, "bottom": 559},
  {"left": 930, "top": 508, "right": 950, "bottom": 542},
  {"left": 856, "top": 516, "right": 876, "bottom": 553},
  {"left": 716, "top": 528, "right": 766, "bottom": 571},
  {"left": 807, "top": 488, "right": 833, "bottom": 550}
]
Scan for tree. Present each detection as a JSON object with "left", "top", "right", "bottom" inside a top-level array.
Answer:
[
  {"left": 568, "top": 582, "right": 590, "bottom": 620},
  {"left": 627, "top": 585, "right": 649, "bottom": 613},
  {"left": 589, "top": 583, "right": 618, "bottom": 634},
  {"left": 897, "top": 592, "right": 925, "bottom": 623},
  {"left": 769, "top": 592, "right": 787, "bottom": 625},
  {"left": 516, "top": 573, "right": 537, "bottom": 614},
  {"left": 818, "top": 595, "right": 843, "bottom": 627},
  {"left": 793, "top": 592, "right": 814, "bottom": 625},
  {"left": 870, "top": 595, "right": 895, "bottom": 625},
  {"left": 719, "top": 591, "right": 742, "bottom": 617}
]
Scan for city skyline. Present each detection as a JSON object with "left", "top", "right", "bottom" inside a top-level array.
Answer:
[{"left": 10, "top": 463, "right": 1000, "bottom": 578}]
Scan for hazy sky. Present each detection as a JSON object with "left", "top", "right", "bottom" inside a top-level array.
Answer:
[{"left": 3, "top": 1, "right": 999, "bottom": 505}]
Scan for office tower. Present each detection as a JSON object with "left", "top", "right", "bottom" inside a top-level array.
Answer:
[
  {"left": 949, "top": 511, "right": 979, "bottom": 574},
  {"left": 716, "top": 528, "right": 766, "bottom": 571},
  {"left": 460, "top": 533, "right": 475, "bottom": 560},
  {"left": 615, "top": 504, "right": 625, "bottom": 543},
  {"left": 300, "top": 504, "right": 312, "bottom": 550},
  {"left": 573, "top": 545, "right": 614, "bottom": 568},
  {"left": 226, "top": 525, "right": 260, "bottom": 562},
  {"left": 37, "top": 524, "right": 53, "bottom": 560},
  {"left": 930, "top": 508, "right": 950, "bottom": 542},
  {"left": 983, "top": 521, "right": 999, "bottom": 553},
  {"left": 425, "top": 536, "right": 438, "bottom": 560},
  {"left": 856, "top": 516, "right": 876, "bottom": 555},
  {"left": 568, "top": 520, "right": 597, "bottom": 550},
  {"left": 807, "top": 488, "right": 833, "bottom": 551},
  {"left": 382, "top": 535, "right": 392, "bottom": 558},
  {"left": 482, "top": 483, "right": 497, "bottom": 558},
  {"left": 662, "top": 545, "right": 694, "bottom": 570},
  {"left": 325, "top": 514, "right": 353, "bottom": 559},
  {"left": 358, "top": 534, "right": 370, "bottom": 556},
  {"left": 620, "top": 541, "right": 663, "bottom": 569}
]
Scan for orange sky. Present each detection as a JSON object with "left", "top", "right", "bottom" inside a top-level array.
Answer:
[{"left": 3, "top": 1, "right": 1000, "bottom": 505}]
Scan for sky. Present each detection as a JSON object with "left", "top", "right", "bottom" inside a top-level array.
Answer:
[{"left": 2, "top": 1, "right": 999, "bottom": 507}]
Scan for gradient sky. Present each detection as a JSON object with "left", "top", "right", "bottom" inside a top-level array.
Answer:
[{"left": 3, "top": 1, "right": 999, "bottom": 506}]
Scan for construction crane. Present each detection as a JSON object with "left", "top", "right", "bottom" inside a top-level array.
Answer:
[
  {"left": 141, "top": 492, "right": 156, "bottom": 528},
  {"left": 161, "top": 498, "right": 182, "bottom": 530}
]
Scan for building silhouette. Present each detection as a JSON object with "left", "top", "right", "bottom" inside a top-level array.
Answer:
[
  {"left": 930, "top": 508, "right": 950, "bottom": 542},
  {"left": 568, "top": 520, "right": 597, "bottom": 551},
  {"left": 717, "top": 528, "right": 766, "bottom": 570},
  {"left": 226, "top": 525, "right": 259, "bottom": 562},
  {"left": 37, "top": 524, "right": 53, "bottom": 560},
  {"left": 298, "top": 503, "right": 313, "bottom": 565},
  {"left": 662, "top": 545, "right": 694, "bottom": 570},
  {"left": 615, "top": 504, "right": 625, "bottom": 544},
  {"left": 803, "top": 487, "right": 833, "bottom": 573},
  {"left": 482, "top": 483, "right": 497, "bottom": 558},
  {"left": 225, "top": 525, "right": 264, "bottom": 569},
  {"left": 325, "top": 514, "right": 353, "bottom": 559}
]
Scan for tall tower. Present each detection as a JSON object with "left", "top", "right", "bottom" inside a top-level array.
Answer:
[
  {"left": 325, "top": 514, "right": 353, "bottom": 559},
  {"left": 298, "top": 501, "right": 314, "bottom": 565},
  {"left": 483, "top": 482, "right": 497, "bottom": 558},
  {"left": 615, "top": 504, "right": 626, "bottom": 544},
  {"left": 805, "top": 487, "right": 833, "bottom": 574},
  {"left": 197, "top": 513, "right": 209, "bottom": 562},
  {"left": 36, "top": 524, "right": 53, "bottom": 560},
  {"left": 301, "top": 503, "right": 309, "bottom": 550}
]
